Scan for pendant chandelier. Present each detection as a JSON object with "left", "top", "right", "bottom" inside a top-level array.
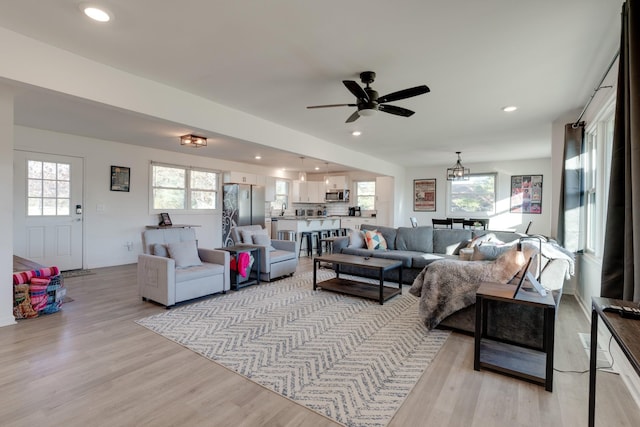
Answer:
[
  {"left": 298, "top": 157, "right": 307, "bottom": 181},
  {"left": 324, "top": 162, "right": 330, "bottom": 185},
  {"left": 446, "top": 151, "right": 470, "bottom": 181}
]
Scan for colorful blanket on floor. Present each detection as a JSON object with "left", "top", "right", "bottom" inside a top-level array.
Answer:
[
  {"left": 230, "top": 253, "right": 255, "bottom": 278},
  {"left": 12, "top": 267, "right": 65, "bottom": 319}
]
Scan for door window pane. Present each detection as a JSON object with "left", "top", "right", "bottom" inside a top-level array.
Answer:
[{"left": 27, "top": 160, "right": 71, "bottom": 216}]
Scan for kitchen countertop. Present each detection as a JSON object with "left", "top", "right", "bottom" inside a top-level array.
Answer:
[{"left": 271, "top": 215, "right": 374, "bottom": 220}]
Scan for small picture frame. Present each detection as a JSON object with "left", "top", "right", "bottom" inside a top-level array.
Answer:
[
  {"left": 110, "top": 166, "right": 130, "bottom": 192},
  {"left": 414, "top": 178, "right": 436, "bottom": 212},
  {"left": 159, "top": 213, "right": 172, "bottom": 226}
]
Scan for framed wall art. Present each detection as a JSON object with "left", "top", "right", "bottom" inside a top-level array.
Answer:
[
  {"left": 414, "top": 178, "right": 436, "bottom": 211},
  {"left": 510, "top": 175, "right": 542, "bottom": 214},
  {"left": 110, "top": 166, "right": 130, "bottom": 192}
]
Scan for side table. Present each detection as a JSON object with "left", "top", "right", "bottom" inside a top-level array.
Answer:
[
  {"left": 219, "top": 245, "right": 261, "bottom": 291},
  {"left": 474, "top": 282, "right": 556, "bottom": 392}
]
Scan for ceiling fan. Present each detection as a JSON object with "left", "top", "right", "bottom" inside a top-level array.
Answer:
[{"left": 307, "top": 71, "right": 430, "bottom": 123}]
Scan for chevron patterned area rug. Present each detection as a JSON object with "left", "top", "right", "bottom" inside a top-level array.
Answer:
[{"left": 136, "top": 270, "right": 449, "bottom": 427}]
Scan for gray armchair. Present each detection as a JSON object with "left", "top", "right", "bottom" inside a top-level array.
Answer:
[{"left": 229, "top": 225, "right": 297, "bottom": 281}]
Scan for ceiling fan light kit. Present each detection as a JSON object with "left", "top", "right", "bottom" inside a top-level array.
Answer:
[
  {"left": 447, "top": 151, "right": 470, "bottom": 181},
  {"left": 307, "top": 71, "right": 430, "bottom": 123}
]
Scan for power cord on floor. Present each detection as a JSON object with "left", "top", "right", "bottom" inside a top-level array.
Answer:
[{"left": 554, "top": 335, "right": 618, "bottom": 375}]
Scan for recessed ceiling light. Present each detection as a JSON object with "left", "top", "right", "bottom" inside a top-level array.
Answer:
[
  {"left": 352, "top": 131, "right": 362, "bottom": 136},
  {"left": 82, "top": 5, "right": 111, "bottom": 22},
  {"left": 255, "top": 155, "right": 261, "bottom": 160},
  {"left": 502, "top": 106, "right": 517, "bottom": 112},
  {"left": 314, "top": 166, "right": 320, "bottom": 170}
]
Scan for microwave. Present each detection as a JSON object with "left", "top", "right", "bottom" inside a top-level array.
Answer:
[{"left": 325, "top": 190, "right": 349, "bottom": 202}]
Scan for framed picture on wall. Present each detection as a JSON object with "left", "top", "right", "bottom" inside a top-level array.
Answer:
[
  {"left": 110, "top": 166, "right": 130, "bottom": 192},
  {"left": 510, "top": 175, "right": 542, "bottom": 214},
  {"left": 414, "top": 178, "right": 436, "bottom": 211}
]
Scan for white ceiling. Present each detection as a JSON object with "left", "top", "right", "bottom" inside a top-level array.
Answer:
[{"left": 0, "top": 0, "right": 622, "bottom": 173}]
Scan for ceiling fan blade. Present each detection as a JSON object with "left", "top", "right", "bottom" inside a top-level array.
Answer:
[
  {"left": 343, "top": 80, "right": 369, "bottom": 101},
  {"left": 377, "top": 85, "right": 430, "bottom": 104},
  {"left": 378, "top": 104, "right": 415, "bottom": 117},
  {"left": 307, "top": 103, "right": 356, "bottom": 109},
  {"left": 345, "top": 110, "right": 360, "bottom": 123}
]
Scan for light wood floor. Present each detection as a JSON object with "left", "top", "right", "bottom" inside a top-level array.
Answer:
[{"left": 1, "top": 258, "right": 639, "bottom": 426}]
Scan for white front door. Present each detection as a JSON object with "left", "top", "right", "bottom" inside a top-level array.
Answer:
[{"left": 13, "top": 151, "right": 84, "bottom": 271}]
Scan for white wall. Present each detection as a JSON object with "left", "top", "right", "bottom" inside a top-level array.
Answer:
[
  {"left": 13, "top": 126, "right": 297, "bottom": 269},
  {"left": 0, "top": 90, "right": 16, "bottom": 327},
  {"left": 404, "top": 158, "right": 553, "bottom": 235}
]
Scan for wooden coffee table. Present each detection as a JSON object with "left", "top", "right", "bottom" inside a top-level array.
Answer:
[{"left": 313, "top": 253, "right": 403, "bottom": 305}]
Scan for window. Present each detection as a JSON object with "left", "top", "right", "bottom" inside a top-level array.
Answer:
[
  {"left": 27, "top": 160, "right": 70, "bottom": 216},
  {"left": 270, "top": 179, "right": 290, "bottom": 212},
  {"left": 151, "top": 163, "right": 218, "bottom": 212},
  {"left": 585, "top": 131, "right": 597, "bottom": 253},
  {"left": 447, "top": 173, "right": 496, "bottom": 215},
  {"left": 583, "top": 106, "right": 615, "bottom": 256},
  {"left": 356, "top": 181, "right": 375, "bottom": 210}
]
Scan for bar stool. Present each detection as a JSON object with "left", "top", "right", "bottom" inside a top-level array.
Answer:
[
  {"left": 277, "top": 230, "right": 297, "bottom": 241},
  {"left": 299, "top": 231, "right": 321, "bottom": 257}
]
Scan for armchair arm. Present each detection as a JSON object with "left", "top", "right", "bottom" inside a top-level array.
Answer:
[
  {"left": 137, "top": 254, "right": 176, "bottom": 306},
  {"left": 271, "top": 239, "right": 296, "bottom": 252},
  {"left": 332, "top": 236, "right": 350, "bottom": 253},
  {"left": 198, "top": 249, "right": 230, "bottom": 291}
]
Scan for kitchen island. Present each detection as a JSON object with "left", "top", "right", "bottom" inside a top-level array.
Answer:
[{"left": 274, "top": 216, "right": 378, "bottom": 256}]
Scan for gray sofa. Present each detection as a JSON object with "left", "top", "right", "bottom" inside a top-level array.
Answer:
[{"left": 331, "top": 224, "right": 572, "bottom": 348}]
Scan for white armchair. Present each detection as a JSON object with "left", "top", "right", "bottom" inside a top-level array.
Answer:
[{"left": 138, "top": 228, "right": 230, "bottom": 307}]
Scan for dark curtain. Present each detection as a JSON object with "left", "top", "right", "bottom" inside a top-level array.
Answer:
[
  {"left": 601, "top": 1, "right": 640, "bottom": 302},
  {"left": 557, "top": 123, "right": 584, "bottom": 252}
]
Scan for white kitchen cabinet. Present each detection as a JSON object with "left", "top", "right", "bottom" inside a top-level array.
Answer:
[
  {"left": 293, "top": 180, "right": 324, "bottom": 203},
  {"left": 224, "top": 171, "right": 257, "bottom": 185},
  {"left": 326, "top": 175, "right": 349, "bottom": 191}
]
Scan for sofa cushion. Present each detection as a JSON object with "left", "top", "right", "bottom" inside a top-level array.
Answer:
[
  {"left": 369, "top": 250, "right": 416, "bottom": 268},
  {"left": 363, "top": 229, "right": 388, "bottom": 250},
  {"left": 396, "top": 226, "right": 433, "bottom": 253},
  {"left": 174, "top": 262, "right": 224, "bottom": 282},
  {"left": 167, "top": 241, "right": 202, "bottom": 268},
  {"left": 411, "top": 252, "right": 452, "bottom": 269},
  {"left": 361, "top": 224, "right": 397, "bottom": 250},
  {"left": 342, "top": 247, "right": 375, "bottom": 258},
  {"left": 269, "top": 249, "right": 297, "bottom": 263},
  {"left": 433, "top": 229, "right": 473, "bottom": 254}
]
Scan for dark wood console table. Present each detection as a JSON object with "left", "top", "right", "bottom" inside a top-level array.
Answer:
[
  {"left": 474, "top": 282, "right": 556, "bottom": 392},
  {"left": 589, "top": 297, "right": 640, "bottom": 427}
]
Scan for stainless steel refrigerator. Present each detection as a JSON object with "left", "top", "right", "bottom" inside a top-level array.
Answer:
[{"left": 222, "top": 184, "right": 265, "bottom": 246}]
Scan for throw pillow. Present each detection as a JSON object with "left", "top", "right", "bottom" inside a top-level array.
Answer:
[
  {"left": 240, "top": 230, "right": 255, "bottom": 244},
  {"left": 363, "top": 229, "right": 388, "bottom": 250},
  {"left": 467, "top": 233, "right": 502, "bottom": 248},
  {"left": 471, "top": 244, "right": 514, "bottom": 261},
  {"left": 153, "top": 243, "right": 168, "bottom": 257},
  {"left": 348, "top": 229, "right": 365, "bottom": 248},
  {"left": 252, "top": 233, "right": 276, "bottom": 251},
  {"left": 167, "top": 241, "right": 203, "bottom": 268},
  {"left": 492, "top": 246, "right": 526, "bottom": 283}
]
